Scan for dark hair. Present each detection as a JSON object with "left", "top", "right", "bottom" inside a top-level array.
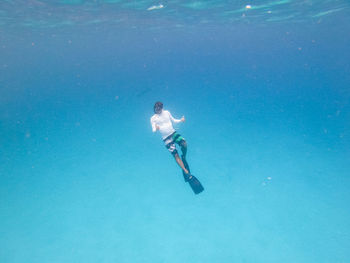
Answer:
[{"left": 154, "top": 101, "right": 163, "bottom": 114}]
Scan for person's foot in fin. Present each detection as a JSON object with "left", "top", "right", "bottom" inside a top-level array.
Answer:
[
  {"left": 182, "top": 169, "right": 192, "bottom": 182},
  {"left": 181, "top": 155, "right": 204, "bottom": 194}
]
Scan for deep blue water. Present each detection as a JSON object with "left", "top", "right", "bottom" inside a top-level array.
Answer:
[{"left": 1, "top": 1, "right": 350, "bottom": 262}]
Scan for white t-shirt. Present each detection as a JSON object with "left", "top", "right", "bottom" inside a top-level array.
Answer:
[{"left": 150, "top": 110, "right": 181, "bottom": 139}]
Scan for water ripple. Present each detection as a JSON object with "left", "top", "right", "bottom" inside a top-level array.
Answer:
[{"left": 0, "top": 0, "right": 349, "bottom": 29}]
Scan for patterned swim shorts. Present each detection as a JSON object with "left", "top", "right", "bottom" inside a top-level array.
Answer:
[{"left": 163, "top": 132, "right": 185, "bottom": 156}]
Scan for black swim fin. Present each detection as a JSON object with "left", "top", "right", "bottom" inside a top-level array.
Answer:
[
  {"left": 181, "top": 155, "right": 204, "bottom": 194},
  {"left": 188, "top": 175, "right": 204, "bottom": 194}
]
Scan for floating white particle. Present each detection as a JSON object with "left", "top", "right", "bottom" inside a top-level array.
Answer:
[
  {"left": 267, "top": 177, "right": 272, "bottom": 180},
  {"left": 245, "top": 5, "right": 252, "bottom": 9},
  {"left": 147, "top": 4, "right": 164, "bottom": 11}
]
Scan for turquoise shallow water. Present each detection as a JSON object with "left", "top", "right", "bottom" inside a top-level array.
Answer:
[{"left": 1, "top": 1, "right": 350, "bottom": 262}]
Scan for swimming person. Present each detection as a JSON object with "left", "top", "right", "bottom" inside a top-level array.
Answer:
[{"left": 150, "top": 101, "right": 191, "bottom": 179}]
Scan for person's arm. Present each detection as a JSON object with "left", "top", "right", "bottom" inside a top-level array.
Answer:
[
  {"left": 168, "top": 111, "right": 185, "bottom": 124},
  {"left": 151, "top": 118, "right": 158, "bottom": 132}
]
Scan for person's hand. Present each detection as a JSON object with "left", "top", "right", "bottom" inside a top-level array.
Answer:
[{"left": 181, "top": 116, "right": 185, "bottom": 122}]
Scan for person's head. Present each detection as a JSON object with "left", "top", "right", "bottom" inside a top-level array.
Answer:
[{"left": 154, "top": 101, "right": 163, "bottom": 114}]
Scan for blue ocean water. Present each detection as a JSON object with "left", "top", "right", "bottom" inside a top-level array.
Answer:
[{"left": 1, "top": 1, "right": 350, "bottom": 262}]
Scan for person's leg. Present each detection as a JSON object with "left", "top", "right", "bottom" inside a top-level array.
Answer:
[
  {"left": 177, "top": 139, "right": 193, "bottom": 181},
  {"left": 180, "top": 140, "right": 187, "bottom": 158},
  {"left": 165, "top": 139, "right": 190, "bottom": 175},
  {"left": 179, "top": 139, "right": 190, "bottom": 171},
  {"left": 174, "top": 152, "right": 190, "bottom": 175}
]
